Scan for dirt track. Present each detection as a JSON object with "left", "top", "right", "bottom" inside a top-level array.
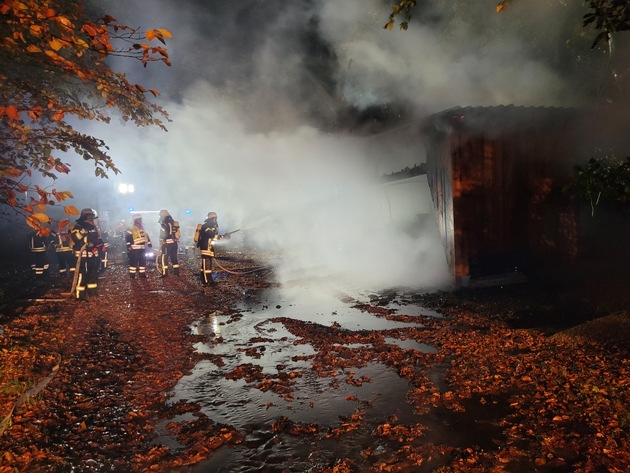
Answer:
[{"left": 0, "top": 248, "right": 628, "bottom": 472}]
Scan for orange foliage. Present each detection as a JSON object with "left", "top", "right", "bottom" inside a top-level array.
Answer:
[{"left": 0, "top": 0, "right": 172, "bottom": 234}]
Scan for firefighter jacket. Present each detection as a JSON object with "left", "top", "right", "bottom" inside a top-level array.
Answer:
[
  {"left": 159, "top": 215, "right": 179, "bottom": 245},
  {"left": 29, "top": 232, "right": 49, "bottom": 253},
  {"left": 197, "top": 218, "right": 220, "bottom": 257},
  {"left": 125, "top": 225, "right": 151, "bottom": 250},
  {"left": 71, "top": 218, "right": 103, "bottom": 258},
  {"left": 53, "top": 228, "right": 73, "bottom": 253}
]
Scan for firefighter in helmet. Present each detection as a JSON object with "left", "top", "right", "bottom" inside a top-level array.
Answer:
[
  {"left": 158, "top": 209, "right": 180, "bottom": 277},
  {"left": 196, "top": 211, "right": 226, "bottom": 286},
  {"left": 71, "top": 208, "right": 104, "bottom": 300},
  {"left": 29, "top": 229, "right": 51, "bottom": 278},
  {"left": 52, "top": 223, "right": 75, "bottom": 278},
  {"left": 125, "top": 214, "right": 152, "bottom": 278}
]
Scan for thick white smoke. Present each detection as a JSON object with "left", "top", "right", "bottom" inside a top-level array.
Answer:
[{"left": 78, "top": 82, "right": 450, "bottom": 290}]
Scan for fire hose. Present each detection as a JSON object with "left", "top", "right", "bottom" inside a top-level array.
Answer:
[
  {"left": 69, "top": 243, "right": 86, "bottom": 296},
  {"left": 208, "top": 229, "right": 270, "bottom": 275},
  {"left": 211, "top": 256, "right": 271, "bottom": 275}
]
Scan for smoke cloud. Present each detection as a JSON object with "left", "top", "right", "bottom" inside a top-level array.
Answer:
[{"left": 51, "top": 0, "right": 624, "bottom": 291}]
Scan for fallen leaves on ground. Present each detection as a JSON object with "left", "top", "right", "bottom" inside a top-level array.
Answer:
[{"left": 0, "top": 249, "right": 628, "bottom": 472}]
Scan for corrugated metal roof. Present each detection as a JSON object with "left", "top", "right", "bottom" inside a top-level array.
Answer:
[{"left": 427, "top": 105, "right": 579, "bottom": 134}]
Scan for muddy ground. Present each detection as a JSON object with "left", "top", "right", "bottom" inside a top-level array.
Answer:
[{"left": 0, "top": 245, "right": 628, "bottom": 472}]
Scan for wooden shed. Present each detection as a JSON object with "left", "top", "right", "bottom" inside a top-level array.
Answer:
[{"left": 423, "top": 105, "right": 582, "bottom": 285}]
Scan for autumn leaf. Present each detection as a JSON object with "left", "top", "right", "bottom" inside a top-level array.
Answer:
[
  {"left": 27, "top": 44, "right": 42, "bottom": 53},
  {"left": 101, "top": 15, "right": 117, "bottom": 24},
  {"left": 29, "top": 24, "right": 43, "bottom": 36},
  {"left": 28, "top": 107, "right": 42, "bottom": 121},
  {"left": 82, "top": 24, "right": 98, "bottom": 37},
  {"left": 157, "top": 28, "right": 172, "bottom": 38},
  {"left": 5, "top": 105, "right": 20, "bottom": 120},
  {"left": 52, "top": 189, "right": 67, "bottom": 202},
  {"left": 45, "top": 50, "right": 61, "bottom": 61},
  {"left": 54, "top": 163, "right": 70, "bottom": 173},
  {"left": 25, "top": 215, "right": 42, "bottom": 230},
  {"left": 74, "top": 37, "right": 89, "bottom": 48},
  {"left": 64, "top": 205, "right": 80, "bottom": 216},
  {"left": 43, "top": 7, "right": 56, "bottom": 17},
  {"left": 49, "top": 38, "right": 64, "bottom": 51},
  {"left": 55, "top": 15, "right": 73, "bottom": 29},
  {"left": 53, "top": 110, "right": 65, "bottom": 121},
  {"left": 0, "top": 167, "right": 23, "bottom": 178}
]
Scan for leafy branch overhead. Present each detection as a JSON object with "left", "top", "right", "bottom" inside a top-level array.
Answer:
[
  {"left": 568, "top": 156, "right": 630, "bottom": 216},
  {"left": 385, "top": 0, "right": 630, "bottom": 46},
  {"left": 0, "top": 0, "right": 172, "bottom": 234}
]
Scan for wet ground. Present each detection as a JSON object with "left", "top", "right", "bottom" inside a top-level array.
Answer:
[{"left": 0, "top": 246, "right": 628, "bottom": 472}]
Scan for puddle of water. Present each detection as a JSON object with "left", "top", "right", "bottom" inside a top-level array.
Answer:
[
  {"left": 151, "top": 412, "right": 195, "bottom": 451},
  {"left": 173, "top": 287, "right": 431, "bottom": 431},
  {"left": 384, "top": 337, "right": 438, "bottom": 353},
  {"left": 352, "top": 292, "right": 444, "bottom": 319},
  {"left": 237, "top": 286, "right": 424, "bottom": 331},
  {"left": 387, "top": 303, "right": 443, "bottom": 318},
  {"left": 172, "top": 285, "right": 501, "bottom": 472},
  {"left": 172, "top": 361, "right": 415, "bottom": 428}
]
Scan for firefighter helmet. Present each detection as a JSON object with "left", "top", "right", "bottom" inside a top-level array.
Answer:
[
  {"left": 207, "top": 212, "right": 217, "bottom": 219},
  {"left": 80, "top": 208, "right": 98, "bottom": 219}
]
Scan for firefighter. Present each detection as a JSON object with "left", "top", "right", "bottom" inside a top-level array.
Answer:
[
  {"left": 99, "top": 230, "right": 110, "bottom": 271},
  {"left": 125, "top": 215, "right": 152, "bottom": 278},
  {"left": 158, "top": 209, "right": 180, "bottom": 277},
  {"left": 195, "top": 211, "right": 226, "bottom": 286},
  {"left": 71, "top": 208, "right": 104, "bottom": 300},
  {"left": 52, "top": 223, "right": 75, "bottom": 278},
  {"left": 29, "top": 229, "right": 50, "bottom": 278}
]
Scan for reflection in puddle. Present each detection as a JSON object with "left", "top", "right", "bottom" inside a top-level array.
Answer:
[
  {"left": 236, "top": 286, "right": 426, "bottom": 331},
  {"left": 171, "top": 285, "right": 456, "bottom": 472},
  {"left": 384, "top": 337, "right": 438, "bottom": 353},
  {"left": 172, "top": 361, "right": 415, "bottom": 428}
]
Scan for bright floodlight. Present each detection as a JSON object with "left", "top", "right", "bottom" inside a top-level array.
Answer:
[{"left": 118, "top": 183, "right": 135, "bottom": 194}]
